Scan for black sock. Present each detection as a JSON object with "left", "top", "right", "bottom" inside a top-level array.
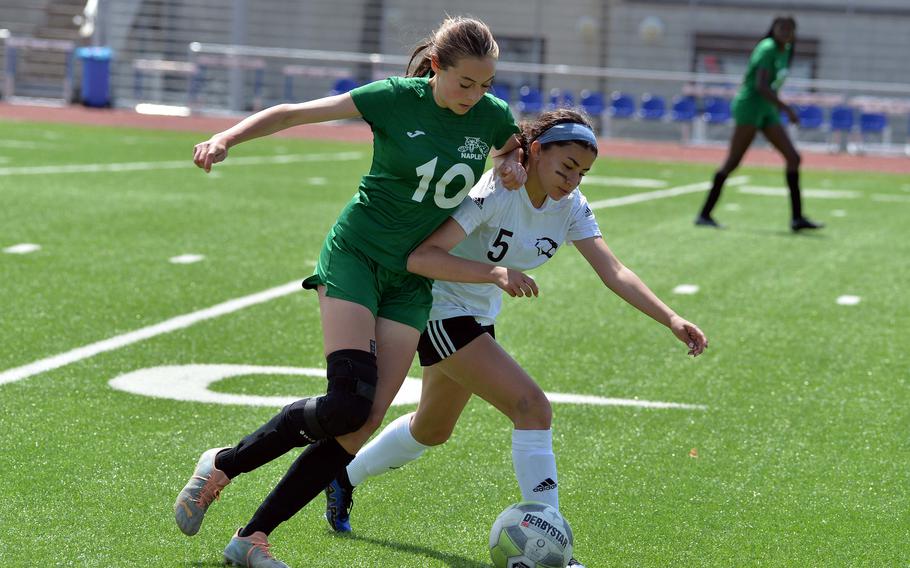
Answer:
[
  {"left": 240, "top": 438, "right": 355, "bottom": 536},
  {"left": 786, "top": 170, "right": 803, "bottom": 220},
  {"left": 338, "top": 467, "right": 354, "bottom": 491},
  {"left": 700, "top": 171, "right": 727, "bottom": 218},
  {"left": 215, "top": 411, "right": 301, "bottom": 480}
]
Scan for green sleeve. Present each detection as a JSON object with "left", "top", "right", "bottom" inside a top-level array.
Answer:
[
  {"left": 350, "top": 78, "right": 399, "bottom": 131},
  {"left": 491, "top": 100, "right": 519, "bottom": 150},
  {"left": 750, "top": 39, "right": 777, "bottom": 72}
]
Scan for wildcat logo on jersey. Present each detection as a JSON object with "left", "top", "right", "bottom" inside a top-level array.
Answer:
[
  {"left": 472, "top": 197, "right": 485, "bottom": 209},
  {"left": 535, "top": 237, "right": 559, "bottom": 258},
  {"left": 458, "top": 137, "right": 489, "bottom": 161}
]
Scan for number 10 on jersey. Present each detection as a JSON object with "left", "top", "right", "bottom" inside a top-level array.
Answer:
[{"left": 412, "top": 157, "right": 477, "bottom": 209}]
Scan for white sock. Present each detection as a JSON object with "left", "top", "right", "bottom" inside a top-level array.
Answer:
[
  {"left": 512, "top": 428, "right": 559, "bottom": 510},
  {"left": 346, "top": 412, "right": 429, "bottom": 487}
]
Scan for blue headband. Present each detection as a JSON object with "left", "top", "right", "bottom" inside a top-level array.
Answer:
[{"left": 535, "top": 122, "right": 598, "bottom": 150}]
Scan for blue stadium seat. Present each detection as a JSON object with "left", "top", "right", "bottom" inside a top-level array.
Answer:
[
  {"left": 859, "top": 112, "right": 887, "bottom": 135},
  {"left": 702, "top": 97, "right": 731, "bottom": 123},
  {"left": 547, "top": 88, "right": 574, "bottom": 110},
  {"left": 517, "top": 85, "right": 544, "bottom": 115},
  {"left": 858, "top": 112, "right": 889, "bottom": 151},
  {"left": 797, "top": 104, "right": 824, "bottom": 130},
  {"left": 489, "top": 84, "right": 511, "bottom": 103},
  {"left": 829, "top": 106, "right": 855, "bottom": 132},
  {"left": 638, "top": 93, "right": 666, "bottom": 120},
  {"left": 608, "top": 91, "right": 636, "bottom": 119},
  {"left": 580, "top": 90, "right": 606, "bottom": 116},
  {"left": 329, "top": 77, "right": 359, "bottom": 96},
  {"left": 670, "top": 96, "right": 697, "bottom": 122}
]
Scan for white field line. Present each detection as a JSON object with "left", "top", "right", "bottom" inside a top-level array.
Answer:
[
  {"left": 872, "top": 194, "right": 910, "bottom": 203},
  {"left": 0, "top": 280, "right": 304, "bottom": 386},
  {"left": 739, "top": 186, "right": 861, "bottom": 199},
  {"left": 588, "top": 176, "right": 749, "bottom": 209},
  {"left": 109, "top": 364, "right": 706, "bottom": 410},
  {"left": 0, "top": 151, "right": 363, "bottom": 177},
  {"left": 582, "top": 176, "right": 667, "bottom": 188}
]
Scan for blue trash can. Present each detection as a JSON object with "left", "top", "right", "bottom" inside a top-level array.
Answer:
[{"left": 76, "top": 46, "right": 113, "bottom": 107}]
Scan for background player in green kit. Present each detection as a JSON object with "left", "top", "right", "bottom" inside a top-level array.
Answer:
[
  {"left": 695, "top": 16, "right": 824, "bottom": 232},
  {"left": 174, "top": 16, "right": 524, "bottom": 567}
]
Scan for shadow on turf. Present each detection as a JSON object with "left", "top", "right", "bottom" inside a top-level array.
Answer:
[{"left": 341, "top": 533, "right": 490, "bottom": 568}]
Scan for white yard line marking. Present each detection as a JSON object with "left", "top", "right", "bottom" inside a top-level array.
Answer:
[
  {"left": 723, "top": 203, "right": 742, "bottom": 211},
  {"left": 872, "top": 194, "right": 910, "bottom": 203},
  {"left": 306, "top": 177, "right": 327, "bottom": 185},
  {"left": 831, "top": 209, "right": 847, "bottom": 217},
  {"left": 3, "top": 243, "right": 41, "bottom": 254},
  {"left": 836, "top": 295, "right": 861, "bottom": 306},
  {"left": 582, "top": 176, "right": 668, "bottom": 189},
  {"left": 739, "top": 186, "right": 861, "bottom": 199},
  {"left": 109, "top": 364, "right": 707, "bottom": 410},
  {"left": 0, "top": 280, "right": 305, "bottom": 386},
  {"left": 0, "top": 151, "right": 363, "bottom": 177},
  {"left": 169, "top": 254, "right": 205, "bottom": 264},
  {"left": 546, "top": 392, "right": 706, "bottom": 410},
  {"left": 588, "top": 176, "right": 749, "bottom": 209},
  {"left": 0, "top": 140, "right": 49, "bottom": 149},
  {"left": 672, "top": 284, "right": 700, "bottom": 295}
]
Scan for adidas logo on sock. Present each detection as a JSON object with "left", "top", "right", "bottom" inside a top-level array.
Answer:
[{"left": 532, "top": 478, "right": 557, "bottom": 492}]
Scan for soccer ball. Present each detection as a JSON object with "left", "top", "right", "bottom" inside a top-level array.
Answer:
[{"left": 489, "top": 501, "right": 573, "bottom": 568}]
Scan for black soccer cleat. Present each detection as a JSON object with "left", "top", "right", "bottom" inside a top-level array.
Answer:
[
  {"left": 694, "top": 215, "right": 724, "bottom": 229},
  {"left": 568, "top": 557, "right": 586, "bottom": 567},
  {"left": 791, "top": 217, "right": 825, "bottom": 232}
]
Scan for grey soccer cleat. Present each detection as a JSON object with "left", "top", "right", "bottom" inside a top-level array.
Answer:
[
  {"left": 223, "top": 529, "right": 290, "bottom": 568},
  {"left": 174, "top": 447, "right": 231, "bottom": 536}
]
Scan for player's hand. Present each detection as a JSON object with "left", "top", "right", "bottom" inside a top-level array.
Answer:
[
  {"left": 785, "top": 106, "right": 800, "bottom": 126},
  {"left": 493, "top": 267, "right": 538, "bottom": 298},
  {"left": 669, "top": 315, "right": 707, "bottom": 357},
  {"left": 193, "top": 135, "right": 229, "bottom": 173},
  {"left": 496, "top": 153, "right": 527, "bottom": 190}
]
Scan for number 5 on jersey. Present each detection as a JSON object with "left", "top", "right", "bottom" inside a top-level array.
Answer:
[
  {"left": 487, "top": 228, "right": 513, "bottom": 262},
  {"left": 412, "top": 157, "right": 477, "bottom": 209}
]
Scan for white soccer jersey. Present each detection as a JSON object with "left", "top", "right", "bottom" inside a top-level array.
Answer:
[{"left": 429, "top": 169, "right": 602, "bottom": 325}]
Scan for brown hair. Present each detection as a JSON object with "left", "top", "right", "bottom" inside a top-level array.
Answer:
[
  {"left": 518, "top": 108, "right": 598, "bottom": 166},
  {"left": 406, "top": 16, "right": 499, "bottom": 78}
]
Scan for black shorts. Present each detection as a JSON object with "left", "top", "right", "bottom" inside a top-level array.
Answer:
[{"left": 417, "top": 316, "right": 496, "bottom": 367}]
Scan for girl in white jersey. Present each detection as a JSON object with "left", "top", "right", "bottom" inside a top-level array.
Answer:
[{"left": 325, "top": 110, "right": 708, "bottom": 567}]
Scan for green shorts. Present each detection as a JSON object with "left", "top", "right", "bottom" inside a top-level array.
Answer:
[
  {"left": 732, "top": 97, "right": 781, "bottom": 129},
  {"left": 302, "top": 229, "right": 433, "bottom": 333}
]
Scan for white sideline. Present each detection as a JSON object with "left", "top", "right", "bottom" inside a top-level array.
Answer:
[
  {"left": 0, "top": 280, "right": 304, "bottom": 386},
  {"left": 1, "top": 176, "right": 734, "bottom": 387},
  {"left": 588, "top": 176, "right": 749, "bottom": 209},
  {"left": 0, "top": 151, "right": 363, "bottom": 177}
]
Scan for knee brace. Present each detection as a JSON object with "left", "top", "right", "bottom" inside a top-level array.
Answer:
[{"left": 277, "top": 349, "right": 377, "bottom": 443}]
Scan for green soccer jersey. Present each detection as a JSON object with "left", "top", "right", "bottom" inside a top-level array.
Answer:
[
  {"left": 736, "top": 37, "right": 792, "bottom": 104},
  {"left": 332, "top": 76, "right": 519, "bottom": 273}
]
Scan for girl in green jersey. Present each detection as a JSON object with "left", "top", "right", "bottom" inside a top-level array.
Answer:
[
  {"left": 175, "top": 16, "right": 526, "bottom": 566},
  {"left": 695, "top": 16, "right": 824, "bottom": 232}
]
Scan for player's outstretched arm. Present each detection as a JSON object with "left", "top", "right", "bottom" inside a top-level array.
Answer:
[
  {"left": 574, "top": 236, "right": 707, "bottom": 356},
  {"left": 407, "top": 218, "right": 539, "bottom": 298},
  {"left": 192, "top": 93, "right": 361, "bottom": 172}
]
